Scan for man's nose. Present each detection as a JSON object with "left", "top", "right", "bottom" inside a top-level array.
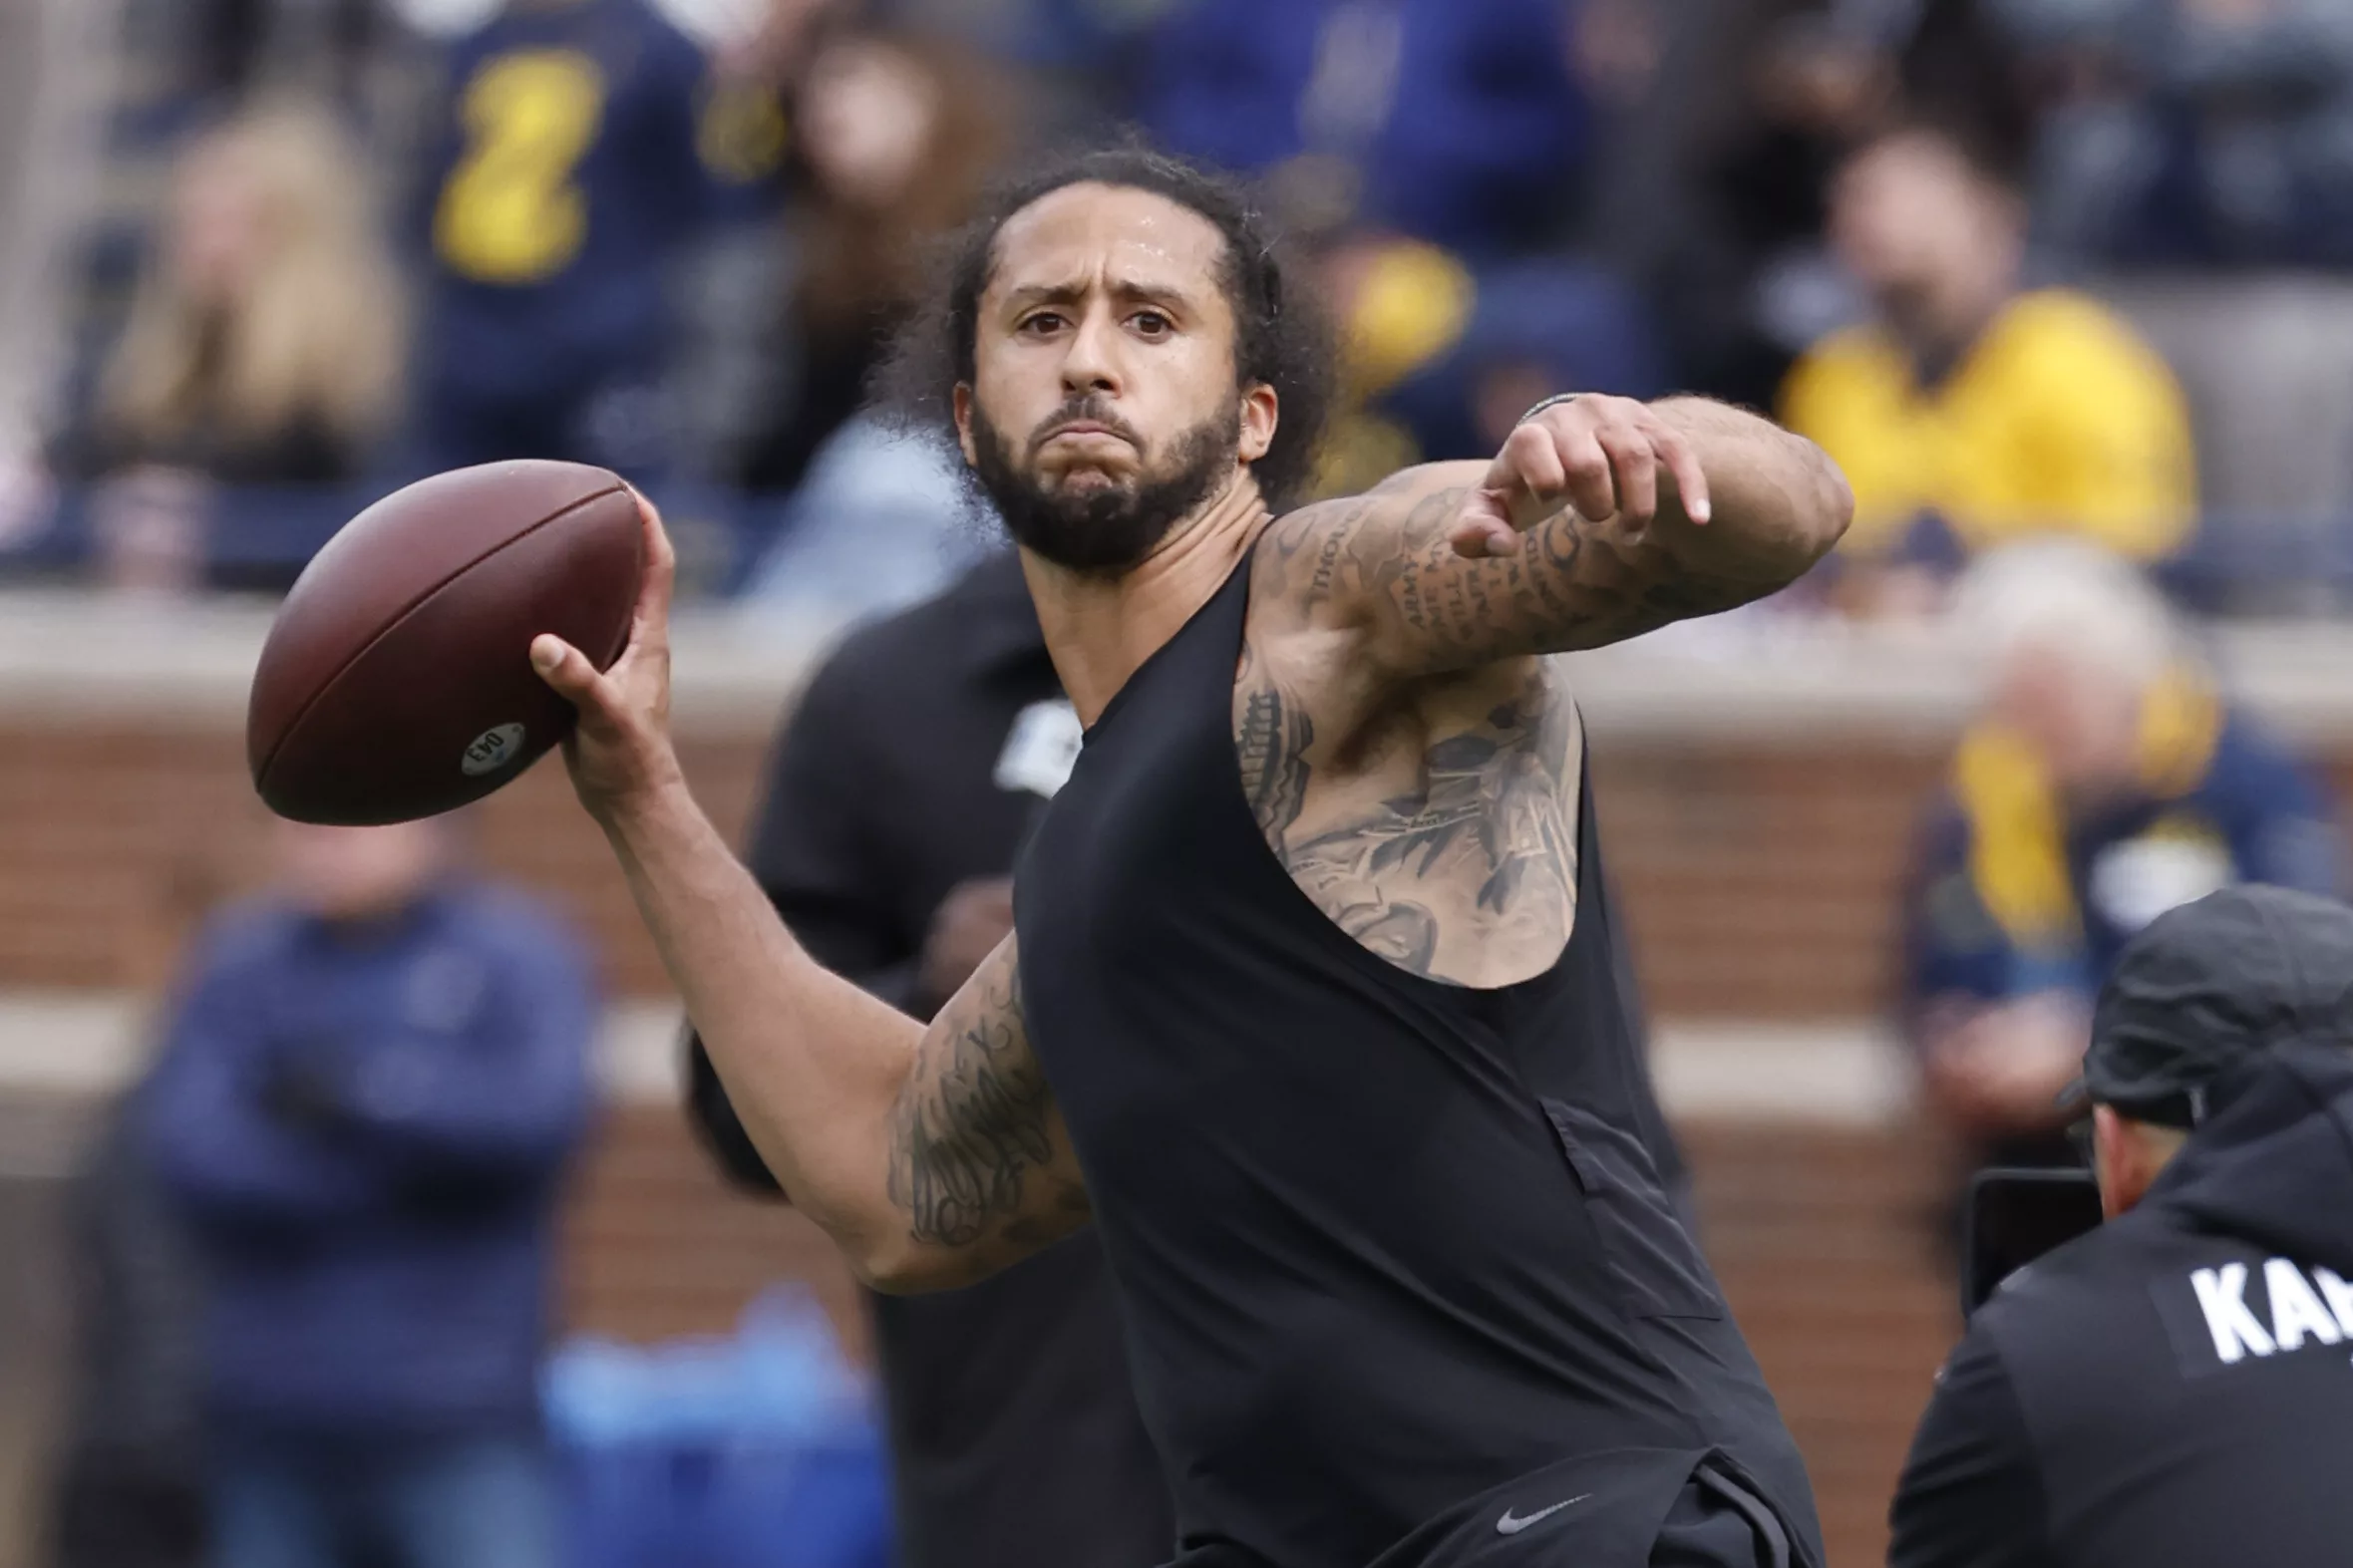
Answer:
[{"left": 1060, "top": 305, "right": 1122, "bottom": 398}]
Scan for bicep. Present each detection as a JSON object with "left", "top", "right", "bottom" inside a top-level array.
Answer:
[{"left": 876, "top": 935, "right": 1090, "bottom": 1290}]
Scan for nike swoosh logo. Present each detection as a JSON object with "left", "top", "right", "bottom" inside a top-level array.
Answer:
[{"left": 1495, "top": 1494, "right": 1590, "bottom": 1535}]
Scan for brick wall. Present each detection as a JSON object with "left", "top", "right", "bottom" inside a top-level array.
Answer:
[{"left": 0, "top": 720, "right": 1956, "bottom": 1018}]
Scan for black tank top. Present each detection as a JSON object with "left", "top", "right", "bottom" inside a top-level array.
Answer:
[{"left": 1016, "top": 551, "right": 1822, "bottom": 1568}]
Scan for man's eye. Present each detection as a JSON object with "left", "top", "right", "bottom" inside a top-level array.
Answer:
[
  {"left": 1020, "top": 312, "right": 1066, "bottom": 335},
  {"left": 1132, "top": 311, "right": 1172, "bottom": 336}
]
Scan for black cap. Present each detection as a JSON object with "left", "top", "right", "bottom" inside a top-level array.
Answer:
[{"left": 2064, "top": 885, "right": 2353, "bottom": 1127}]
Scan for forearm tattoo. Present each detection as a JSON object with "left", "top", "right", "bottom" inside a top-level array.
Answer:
[
  {"left": 1270, "top": 476, "right": 1773, "bottom": 670},
  {"left": 884, "top": 954, "right": 1082, "bottom": 1251},
  {"left": 1397, "top": 488, "right": 1764, "bottom": 658}
]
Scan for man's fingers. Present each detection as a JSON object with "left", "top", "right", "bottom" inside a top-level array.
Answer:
[
  {"left": 1509, "top": 422, "right": 1569, "bottom": 501},
  {"left": 1652, "top": 427, "right": 1712, "bottom": 524},
  {"left": 1596, "top": 427, "right": 1658, "bottom": 527},
  {"left": 531, "top": 634, "right": 607, "bottom": 712},
  {"left": 1449, "top": 489, "right": 1522, "bottom": 558},
  {"left": 629, "top": 486, "right": 679, "bottom": 623},
  {"left": 1558, "top": 431, "right": 1617, "bottom": 522}
]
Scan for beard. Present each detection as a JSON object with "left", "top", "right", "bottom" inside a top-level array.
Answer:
[{"left": 968, "top": 395, "right": 1241, "bottom": 575}]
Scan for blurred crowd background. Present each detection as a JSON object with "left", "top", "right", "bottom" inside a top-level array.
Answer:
[
  {"left": 4, "top": 0, "right": 2353, "bottom": 1565},
  {"left": 15, "top": 0, "right": 2353, "bottom": 618}
]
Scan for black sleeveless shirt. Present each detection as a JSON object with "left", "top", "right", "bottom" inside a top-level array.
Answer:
[{"left": 1016, "top": 552, "right": 1821, "bottom": 1568}]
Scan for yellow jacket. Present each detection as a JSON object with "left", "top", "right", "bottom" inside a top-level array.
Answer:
[{"left": 1780, "top": 289, "right": 2196, "bottom": 562}]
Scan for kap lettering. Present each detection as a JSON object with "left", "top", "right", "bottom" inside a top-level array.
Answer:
[{"left": 2187, "top": 1259, "right": 2353, "bottom": 1366}]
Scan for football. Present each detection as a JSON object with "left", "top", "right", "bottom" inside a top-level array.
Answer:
[{"left": 247, "top": 461, "right": 644, "bottom": 825}]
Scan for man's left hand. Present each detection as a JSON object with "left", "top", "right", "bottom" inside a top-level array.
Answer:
[{"left": 1449, "top": 395, "right": 1713, "bottom": 560}]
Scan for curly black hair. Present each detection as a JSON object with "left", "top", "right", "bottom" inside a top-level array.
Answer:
[{"left": 869, "top": 144, "right": 1338, "bottom": 508}]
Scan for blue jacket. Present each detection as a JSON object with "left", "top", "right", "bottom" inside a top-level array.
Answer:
[
  {"left": 1129, "top": 0, "right": 1589, "bottom": 256},
  {"left": 142, "top": 885, "right": 596, "bottom": 1439}
]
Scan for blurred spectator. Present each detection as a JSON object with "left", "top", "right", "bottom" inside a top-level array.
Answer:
[
  {"left": 410, "top": 0, "right": 768, "bottom": 481},
  {"left": 1900, "top": 542, "right": 2341, "bottom": 1249},
  {"left": 50, "top": 103, "right": 404, "bottom": 593},
  {"left": 141, "top": 817, "right": 597, "bottom": 1568},
  {"left": 2002, "top": 0, "right": 2353, "bottom": 268},
  {"left": 1664, "top": 4, "right": 1896, "bottom": 411},
  {"left": 1125, "top": 0, "right": 1590, "bottom": 258},
  {"left": 713, "top": 29, "right": 1011, "bottom": 617},
  {"left": 1312, "top": 238, "right": 1666, "bottom": 495},
  {"left": 730, "top": 30, "right": 1013, "bottom": 498},
  {"left": 731, "top": 417, "right": 985, "bottom": 634},
  {"left": 1591, "top": 0, "right": 2026, "bottom": 415},
  {"left": 48, "top": 1097, "right": 210, "bottom": 1568},
  {"left": 1780, "top": 120, "right": 2196, "bottom": 614}
]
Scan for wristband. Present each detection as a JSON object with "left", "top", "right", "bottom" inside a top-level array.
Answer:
[{"left": 1515, "top": 393, "right": 1585, "bottom": 426}]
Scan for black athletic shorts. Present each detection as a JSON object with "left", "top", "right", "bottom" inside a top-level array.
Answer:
[{"left": 1361, "top": 1447, "right": 1797, "bottom": 1568}]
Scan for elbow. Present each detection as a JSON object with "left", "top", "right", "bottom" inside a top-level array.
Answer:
[
  {"left": 845, "top": 1233, "right": 983, "bottom": 1296},
  {"left": 853, "top": 1259, "right": 935, "bottom": 1296},
  {"left": 847, "top": 1247, "right": 933, "bottom": 1295},
  {"left": 1760, "top": 437, "right": 1852, "bottom": 580}
]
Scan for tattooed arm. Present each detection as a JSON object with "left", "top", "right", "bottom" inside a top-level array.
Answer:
[
  {"left": 592, "top": 779, "right": 1086, "bottom": 1294},
  {"left": 1269, "top": 395, "right": 1852, "bottom": 674},
  {"left": 882, "top": 936, "right": 1091, "bottom": 1286},
  {"left": 533, "top": 501, "right": 1082, "bottom": 1293}
]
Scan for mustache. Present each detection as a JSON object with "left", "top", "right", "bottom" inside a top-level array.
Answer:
[{"left": 1028, "top": 401, "right": 1145, "bottom": 456}]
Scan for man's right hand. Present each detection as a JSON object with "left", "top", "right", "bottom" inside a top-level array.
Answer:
[
  {"left": 523, "top": 501, "right": 1079, "bottom": 1292},
  {"left": 919, "top": 877, "right": 1016, "bottom": 1010},
  {"left": 532, "top": 491, "right": 687, "bottom": 821}
]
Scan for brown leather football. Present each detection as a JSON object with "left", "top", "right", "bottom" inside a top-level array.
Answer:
[{"left": 247, "top": 461, "right": 643, "bottom": 824}]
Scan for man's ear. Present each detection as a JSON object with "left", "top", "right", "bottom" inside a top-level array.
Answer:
[
  {"left": 953, "top": 384, "right": 979, "bottom": 469},
  {"left": 2093, "top": 1104, "right": 2184, "bottom": 1219},
  {"left": 1239, "top": 382, "right": 1277, "bottom": 466}
]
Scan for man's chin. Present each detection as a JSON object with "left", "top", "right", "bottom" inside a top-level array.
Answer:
[
  {"left": 1038, "top": 466, "right": 1136, "bottom": 500},
  {"left": 1001, "top": 504, "right": 1172, "bottom": 576}
]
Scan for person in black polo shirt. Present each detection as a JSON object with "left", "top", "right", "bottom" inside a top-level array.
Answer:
[
  {"left": 685, "top": 550, "right": 1173, "bottom": 1568},
  {"left": 1889, "top": 883, "right": 2353, "bottom": 1568}
]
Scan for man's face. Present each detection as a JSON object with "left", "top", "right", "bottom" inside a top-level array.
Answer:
[
  {"left": 273, "top": 820, "right": 447, "bottom": 923},
  {"left": 1830, "top": 133, "right": 2014, "bottom": 308},
  {"left": 955, "top": 183, "right": 1276, "bottom": 575},
  {"left": 1990, "top": 641, "right": 2145, "bottom": 801}
]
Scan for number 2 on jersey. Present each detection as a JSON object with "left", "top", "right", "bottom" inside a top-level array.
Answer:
[{"left": 435, "top": 50, "right": 606, "bottom": 285}]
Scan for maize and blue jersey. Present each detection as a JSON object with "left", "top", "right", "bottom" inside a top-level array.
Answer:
[
  {"left": 410, "top": 0, "right": 784, "bottom": 472},
  {"left": 1904, "top": 680, "right": 2342, "bottom": 1014}
]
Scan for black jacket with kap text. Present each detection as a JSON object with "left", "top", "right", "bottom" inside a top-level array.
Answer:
[{"left": 1889, "top": 1041, "right": 2353, "bottom": 1568}]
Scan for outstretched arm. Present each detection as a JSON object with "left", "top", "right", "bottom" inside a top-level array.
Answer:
[
  {"left": 1270, "top": 395, "right": 1851, "bottom": 674},
  {"left": 531, "top": 497, "right": 1088, "bottom": 1292}
]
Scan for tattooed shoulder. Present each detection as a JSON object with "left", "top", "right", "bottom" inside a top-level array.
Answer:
[
  {"left": 1232, "top": 634, "right": 1585, "bottom": 986},
  {"left": 1235, "top": 639, "right": 1316, "bottom": 840}
]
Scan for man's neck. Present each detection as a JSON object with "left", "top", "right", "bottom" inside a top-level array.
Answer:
[
  {"left": 1883, "top": 265, "right": 2017, "bottom": 375},
  {"left": 1023, "top": 471, "right": 1271, "bottom": 727}
]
